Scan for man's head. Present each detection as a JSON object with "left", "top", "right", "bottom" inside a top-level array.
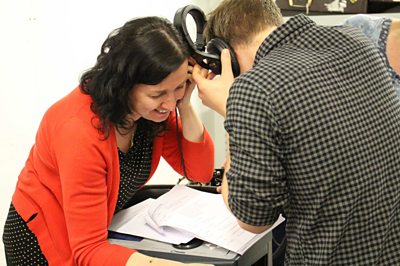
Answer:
[{"left": 204, "top": 0, "right": 283, "bottom": 47}]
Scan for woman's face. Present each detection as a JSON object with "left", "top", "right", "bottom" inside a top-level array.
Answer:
[{"left": 130, "top": 60, "right": 188, "bottom": 122}]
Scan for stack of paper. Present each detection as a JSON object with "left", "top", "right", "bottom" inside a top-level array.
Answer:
[{"left": 109, "top": 185, "right": 285, "bottom": 255}]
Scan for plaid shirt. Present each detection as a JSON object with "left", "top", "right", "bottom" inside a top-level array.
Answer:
[{"left": 225, "top": 14, "right": 400, "bottom": 265}]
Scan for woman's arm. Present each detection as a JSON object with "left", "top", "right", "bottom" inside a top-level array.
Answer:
[
  {"left": 387, "top": 18, "right": 400, "bottom": 75},
  {"left": 159, "top": 59, "right": 213, "bottom": 183},
  {"left": 177, "top": 103, "right": 204, "bottom": 143},
  {"left": 177, "top": 59, "right": 205, "bottom": 143}
]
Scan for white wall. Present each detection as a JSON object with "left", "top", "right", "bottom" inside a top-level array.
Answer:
[{"left": 0, "top": 0, "right": 224, "bottom": 264}]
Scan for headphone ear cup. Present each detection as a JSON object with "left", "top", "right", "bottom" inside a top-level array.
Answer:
[{"left": 206, "top": 38, "right": 240, "bottom": 77}]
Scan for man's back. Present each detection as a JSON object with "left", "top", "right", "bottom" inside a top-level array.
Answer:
[{"left": 225, "top": 14, "right": 400, "bottom": 265}]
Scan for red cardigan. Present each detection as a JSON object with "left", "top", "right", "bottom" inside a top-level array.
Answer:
[{"left": 12, "top": 87, "right": 214, "bottom": 265}]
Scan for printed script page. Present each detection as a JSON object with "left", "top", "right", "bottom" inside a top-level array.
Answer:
[
  {"left": 146, "top": 185, "right": 285, "bottom": 255},
  {"left": 109, "top": 198, "right": 194, "bottom": 244}
]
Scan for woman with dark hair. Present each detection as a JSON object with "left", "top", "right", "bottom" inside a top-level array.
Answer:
[{"left": 2, "top": 16, "right": 214, "bottom": 266}]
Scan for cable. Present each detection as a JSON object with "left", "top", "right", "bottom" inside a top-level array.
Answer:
[{"left": 175, "top": 108, "right": 188, "bottom": 184}]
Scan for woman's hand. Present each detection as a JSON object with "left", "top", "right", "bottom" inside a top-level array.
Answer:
[
  {"left": 177, "top": 58, "right": 198, "bottom": 108},
  {"left": 176, "top": 57, "right": 207, "bottom": 144},
  {"left": 126, "top": 252, "right": 214, "bottom": 266}
]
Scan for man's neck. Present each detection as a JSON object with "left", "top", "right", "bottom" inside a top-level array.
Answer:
[{"left": 233, "top": 26, "right": 277, "bottom": 73}]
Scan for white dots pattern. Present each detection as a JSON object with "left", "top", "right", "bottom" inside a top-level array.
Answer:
[
  {"left": 114, "top": 126, "right": 153, "bottom": 213},
  {"left": 3, "top": 204, "right": 48, "bottom": 265}
]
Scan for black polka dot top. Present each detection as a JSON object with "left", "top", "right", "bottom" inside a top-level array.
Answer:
[{"left": 114, "top": 125, "right": 153, "bottom": 213}]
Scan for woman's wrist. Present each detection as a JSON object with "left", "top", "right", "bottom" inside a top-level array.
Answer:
[{"left": 177, "top": 102, "right": 193, "bottom": 113}]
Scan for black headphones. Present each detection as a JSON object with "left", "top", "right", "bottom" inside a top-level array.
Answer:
[{"left": 173, "top": 5, "right": 240, "bottom": 77}]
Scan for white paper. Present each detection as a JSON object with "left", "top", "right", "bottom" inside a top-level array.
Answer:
[
  {"left": 109, "top": 185, "right": 285, "bottom": 255},
  {"left": 109, "top": 198, "right": 194, "bottom": 245},
  {"left": 145, "top": 185, "right": 285, "bottom": 255}
]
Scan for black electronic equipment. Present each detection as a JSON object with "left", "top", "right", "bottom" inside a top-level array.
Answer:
[
  {"left": 210, "top": 167, "right": 224, "bottom": 186},
  {"left": 173, "top": 5, "right": 240, "bottom": 77}
]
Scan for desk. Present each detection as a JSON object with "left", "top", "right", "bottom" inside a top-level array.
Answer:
[
  {"left": 109, "top": 232, "right": 272, "bottom": 266},
  {"left": 108, "top": 185, "right": 273, "bottom": 266}
]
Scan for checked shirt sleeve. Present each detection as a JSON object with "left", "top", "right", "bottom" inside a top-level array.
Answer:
[{"left": 224, "top": 77, "right": 287, "bottom": 226}]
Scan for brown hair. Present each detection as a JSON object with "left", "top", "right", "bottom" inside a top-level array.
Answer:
[{"left": 204, "top": 0, "right": 283, "bottom": 47}]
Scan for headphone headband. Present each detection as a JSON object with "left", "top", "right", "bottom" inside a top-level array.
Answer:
[
  {"left": 173, "top": 5, "right": 206, "bottom": 53},
  {"left": 174, "top": 5, "right": 240, "bottom": 77}
]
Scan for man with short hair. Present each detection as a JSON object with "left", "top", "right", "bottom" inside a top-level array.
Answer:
[{"left": 193, "top": 0, "right": 400, "bottom": 264}]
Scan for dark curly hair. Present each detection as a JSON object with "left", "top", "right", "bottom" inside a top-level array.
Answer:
[{"left": 80, "top": 16, "right": 189, "bottom": 139}]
